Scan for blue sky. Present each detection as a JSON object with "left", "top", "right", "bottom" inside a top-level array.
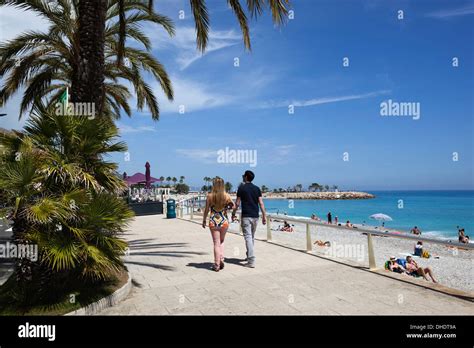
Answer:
[{"left": 1, "top": 0, "right": 473, "bottom": 190}]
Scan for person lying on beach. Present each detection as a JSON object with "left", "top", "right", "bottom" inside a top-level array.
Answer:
[
  {"left": 410, "top": 226, "right": 422, "bottom": 235},
  {"left": 311, "top": 214, "right": 321, "bottom": 221},
  {"left": 386, "top": 257, "right": 407, "bottom": 273},
  {"left": 280, "top": 221, "right": 294, "bottom": 232},
  {"left": 405, "top": 256, "right": 437, "bottom": 283},
  {"left": 314, "top": 240, "right": 331, "bottom": 247}
]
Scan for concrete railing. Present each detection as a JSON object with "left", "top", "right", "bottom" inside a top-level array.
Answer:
[{"left": 266, "top": 214, "right": 473, "bottom": 270}]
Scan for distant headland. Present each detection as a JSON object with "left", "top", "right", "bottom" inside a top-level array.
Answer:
[{"left": 260, "top": 191, "right": 375, "bottom": 200}]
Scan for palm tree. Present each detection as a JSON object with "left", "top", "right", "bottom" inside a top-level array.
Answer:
[
  {"left": 0, "top": 0, "right": 174, "bottom": 119},
  {"left": 166, "top": 176, "right": 171, "bottom": 186},
  {"left": 182, "top": 0, "right": 290, "bottom": 52},
  {"left": 179, "top": 176, "right": 185, "bottom": 184},
  {"left": 63, "top": 0, "right": 291, "bottom": 116},
  {"left": 0, "top": 104, "right": 133, "bottom": 303},
  {"left": 159, "top": 176, "right": 165, "bottom": 185},
  {"left": 225, "top": 182, "right": 233, "bottom": 193},
  {"left": 332, "top": 185, "right": 338, "bottom": 192},
  {"left": 72, "top": 0, "right": 108, "bottom": 114},
  {"left": 295, "top": 184, "right": 302, "bottom": 192},
  {"left": 171, "top": 177, "right": 177, "bottom": 186},
  {"left": 261, "top": 185, "right": 268, "bottom": 193}
]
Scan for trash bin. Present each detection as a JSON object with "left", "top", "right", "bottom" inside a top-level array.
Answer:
[{"left": 166, "top": 199, "right": 176, "bottom": 219}]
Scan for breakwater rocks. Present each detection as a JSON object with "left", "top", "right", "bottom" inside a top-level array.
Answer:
[{"left": 262, "top": 192, "right": 375, "bottom": 200}]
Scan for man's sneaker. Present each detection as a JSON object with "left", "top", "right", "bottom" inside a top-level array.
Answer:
[{"left": 244, "top": 262, "right": 255, "bottom": 268}]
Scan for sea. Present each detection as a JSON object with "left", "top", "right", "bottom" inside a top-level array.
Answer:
[{"left": 263, "top": 191, "right": 474, "bottom": 241}]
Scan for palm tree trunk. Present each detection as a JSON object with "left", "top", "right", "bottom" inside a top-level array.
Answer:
[{"left": 71, "top": 0, "right": 107, "bottom": 114}]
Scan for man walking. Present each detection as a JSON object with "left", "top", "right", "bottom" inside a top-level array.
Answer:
[{"left": 232, "top": 170, "right": 266, "bottom": 268}]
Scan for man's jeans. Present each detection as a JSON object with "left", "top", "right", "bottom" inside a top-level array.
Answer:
[{"left": 241, "top": 217, "right": 258, "bottom": 265}]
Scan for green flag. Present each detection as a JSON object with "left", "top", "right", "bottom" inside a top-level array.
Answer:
[
  {"left": 58, "top": 87, "right": 69, "bottom": 115},
  {"left": 58, "top": 87, "right": 68, "bottom": 106}
]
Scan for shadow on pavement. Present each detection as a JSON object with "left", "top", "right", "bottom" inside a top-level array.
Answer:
[{"left": 124, "top": 260, "right": 176, "bottom": 271}]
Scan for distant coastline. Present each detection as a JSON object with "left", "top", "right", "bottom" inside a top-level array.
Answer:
[{"left": 260, "top": 191, "right": 375, "bottom": 200}]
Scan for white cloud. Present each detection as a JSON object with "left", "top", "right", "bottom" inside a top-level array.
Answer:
[
  {"left": 117, "top": 123, "right": 156, "bottom": 134},
  {"left": 175, "top": 148, "right": 217, "bottom": 163},
  {"left": 148, "top": 25, "right": 241, "bottom": 70},
  {"left": 426, "top": 5, "right": 474, "bottom": 19},
  {"left": 275, "top": 144, "right": 296, "bottom": 157},
  {"left": 258, "top": 90, "right": 391, "bottom": 109},
  {"left": 0, "top": 6, "right": 49, "bottom": 42},
  {"left": 154, "top": 76, "right": 235, "bottom": 114}
]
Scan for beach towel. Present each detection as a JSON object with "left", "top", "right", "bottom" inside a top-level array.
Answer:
[
  {"left": 396, "top": 258, "right": 407, "bottom": 268},
  {"left": 398, "top": 252, "right": 420, "bottom": 258}
]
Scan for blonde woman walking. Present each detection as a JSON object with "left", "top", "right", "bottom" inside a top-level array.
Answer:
[{"left": 202, "top": 177, "right": 235, "bottom": 272}]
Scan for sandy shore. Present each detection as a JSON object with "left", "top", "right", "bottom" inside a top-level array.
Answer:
[{"left": 228, "top": 217, "right": 472, "bottom": 293}]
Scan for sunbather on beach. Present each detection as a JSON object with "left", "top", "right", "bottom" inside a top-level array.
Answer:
[
  {"left": 345, "top": 220, "right": 353, "bottom": 228},
  {"left": 280, "top": 221, "right": 293, "bottom": 232},
  {"left": 405, "top": 256, "right": 437, "bottom": 283},
  {"left": 411, "top": 226, "right": 422, "bottom": 235},
  {"left": 311, "top": 214, "right": 320, "bottom": 221},
  {"left": 458, "top": 228, "right": 469, "bottom": 244},
  {"left": 414, "top": 241, "right": 423, "bottom": 256},
  {"left": 314, "top": 240, "right": 331, "bottom": 247},
  {"left": 387, "top": 257, "right": 407, "bottom": 273}
]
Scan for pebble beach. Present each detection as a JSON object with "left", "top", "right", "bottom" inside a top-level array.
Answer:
[{"left": 229, "top": 217, "right": 473, "bottom": 294}]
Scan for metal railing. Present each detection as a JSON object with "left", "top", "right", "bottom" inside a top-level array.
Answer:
[{"left": 266, "top": 214, "right": 473, "bottom": 270}]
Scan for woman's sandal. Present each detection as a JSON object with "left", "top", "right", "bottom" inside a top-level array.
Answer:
[{"left": 212, "top": 263, "right": 220, "bottom": 272}]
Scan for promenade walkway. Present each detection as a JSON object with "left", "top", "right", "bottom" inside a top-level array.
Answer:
[{"left": 98, "top": 215, "right": 473, "bottom": 315}]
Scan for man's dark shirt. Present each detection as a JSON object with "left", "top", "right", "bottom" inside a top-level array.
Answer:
[{"left": 237, "top": 183, "right": 262, "bottom": 218}]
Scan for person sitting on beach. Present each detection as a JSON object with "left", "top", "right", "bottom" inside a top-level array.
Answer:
[
  {"left": 280, "top": 221, "right": 293, "bottom": 232},
  {"left": 405, "top": 256, "right": 437, "bottom": 283},
  {"left": 345, "top": 220, "right": 353, "bottom": 228},
  {"left": 411, "top": 226, "right": 422, "bottom": 235},
  {"left": 314, "top": 240, "right": 331, "bottom": 247},
  {"left": 414, "top": 241, "right": 423, "bottom": 257},
  {"left": 458, "top": 228, "right": 469, "bottom": 244}
]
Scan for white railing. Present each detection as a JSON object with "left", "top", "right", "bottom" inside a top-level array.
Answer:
[
  {"left": 266, "top": 214, "right": 473, "bottom": 270},
  {"left": 175, "top": 209, "right": 472, "bottom": 270}
]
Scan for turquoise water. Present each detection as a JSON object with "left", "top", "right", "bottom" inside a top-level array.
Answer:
[{"left": 263, "top": 191, "right": 474, "bottom": 240}]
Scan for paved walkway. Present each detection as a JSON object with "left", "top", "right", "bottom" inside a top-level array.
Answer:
[{"left": 98, "top": 215, "right": 473, "bottom": 315}]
